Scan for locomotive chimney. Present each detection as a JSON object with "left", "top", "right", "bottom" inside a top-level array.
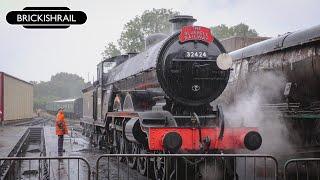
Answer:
[{"left": 169, "top": 15, "right": 197, "bottom": 33}]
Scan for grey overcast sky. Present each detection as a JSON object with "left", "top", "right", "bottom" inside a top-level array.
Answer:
[{"left": 0, "top": 0, "right": 319, "bottom": 82}]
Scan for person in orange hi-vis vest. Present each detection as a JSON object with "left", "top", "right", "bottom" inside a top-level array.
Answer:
[{"left": 55, "top": 107, "right": 68, "bottom": 156}]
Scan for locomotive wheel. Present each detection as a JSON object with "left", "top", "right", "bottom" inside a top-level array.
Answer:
[
  {"left": 154, "top": 156, "right": 176, "bottom": 180},
  {"left": 116, "top": 132, "right": 125, "bottom": 162},
  {"left": 198, "top": 158, "right": 236, "bottom": 180},
  {"left": 92, "top": 134, "right": 98, "bottom": 147},
  {"left": 137, "top": 148, "right": 150, "bottom": 175},
  {"left": 98, "top": 136, "right": 102, "bottom": 150},
  {"left": 98, "top": 135, "right": 106, "bottom": 150},
  {"left": 154, "top": 156, "right": 166, "bottom": 180},
  {"left": 125, "top": 142, "right": 138, "bottom": 169}
]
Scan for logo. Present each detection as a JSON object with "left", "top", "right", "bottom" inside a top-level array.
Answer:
[
  {"left": 192, "top": 85, "right": 200, "bottom": 92},
  {"left": 6, "top": 7, "right": 87, "bottom": 29}
]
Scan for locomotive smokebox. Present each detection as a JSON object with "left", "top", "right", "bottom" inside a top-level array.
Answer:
[
  {"left": 169, "top": 15, "right": 196, "bottom": 33},
  {"left": 156, "top": 16, "right": 230, "bottom": 107}
]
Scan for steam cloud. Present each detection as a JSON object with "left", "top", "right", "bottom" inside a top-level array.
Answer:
[{"left": 223, "top": 71, "right": 294, "bottom": 154}]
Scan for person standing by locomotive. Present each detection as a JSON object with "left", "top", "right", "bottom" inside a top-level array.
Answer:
[{"left": 55, "top": 107, "right": 68, "bottom": 156}]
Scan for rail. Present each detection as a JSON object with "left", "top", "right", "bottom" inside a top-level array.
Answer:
[{"left": 14, "top": 117, "right": 49, "bottom": 126}]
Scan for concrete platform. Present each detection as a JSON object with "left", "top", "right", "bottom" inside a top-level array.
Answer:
[
  {"left": 0, "top": 126, "right": 28, "bottom": 157},
  {"left": 44, "top": 127, "right": 91, "bottom": 179},
  {"left": 43, "top": 127, "right": 147, "bottom": 179}
]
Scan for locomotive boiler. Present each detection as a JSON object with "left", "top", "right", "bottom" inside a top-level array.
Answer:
[{"left": 81, "top": 15, "right": 262, "bottom": 179}]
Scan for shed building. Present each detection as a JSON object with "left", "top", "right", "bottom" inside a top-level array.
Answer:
[{"left": 0, "top": 72, "right": 33, "bottom": 124}]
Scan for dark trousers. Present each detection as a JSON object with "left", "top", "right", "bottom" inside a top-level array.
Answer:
[{"left": 58, "top": 135, "right": 64, "bottom": 156}]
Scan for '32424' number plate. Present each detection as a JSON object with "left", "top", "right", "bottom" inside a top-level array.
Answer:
[{"left": 184, "top": 51, "right": 207, "bottom": 59}]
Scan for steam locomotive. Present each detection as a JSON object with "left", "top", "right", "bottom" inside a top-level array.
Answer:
[{"left": 81, "top": 15, "right": 262, "bottom": 179}]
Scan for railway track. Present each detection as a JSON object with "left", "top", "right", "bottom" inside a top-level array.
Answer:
[
  {"left": 0, "top": 127, "right": 48, "bottom": 180},
  {"left": 15, "top": 117, "right": 50, "bottom": 127}
]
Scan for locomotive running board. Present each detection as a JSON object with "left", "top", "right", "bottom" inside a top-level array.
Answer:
[
  {"left": 138, "top": 111, "right": 177, "bottom": 127},
  {"left": 105, "top": 111, "right": 217, "bottom": 127}
]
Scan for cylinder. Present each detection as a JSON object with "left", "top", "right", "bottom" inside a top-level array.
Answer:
[{"left": 125, "top": 117, "right": 147, "bottom": 144}]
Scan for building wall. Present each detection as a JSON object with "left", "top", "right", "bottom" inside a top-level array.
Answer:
[
  {"left": 3, "top": 74, "right": 33, "bottom": 121},
  {"left": 221, "top": 36, "right": 270, "bottom": 52}
]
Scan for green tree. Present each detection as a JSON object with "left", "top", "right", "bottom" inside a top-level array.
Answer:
[
  {"left": 211, "top": 24, "right": 234, "bottom": 40},
  {"left": 102, "top": 8, "right": 179, "bottom": 54},
  {"left": 118, "top": 16, "right": 145, "bottom": 53},
  {"left": 230, "top": 23, "right": 258, "bottom": 37},
  {"left": 33, "top": 72, "right": 87, "bottom": 108},
  {"left": 102, "top": 42, "right": 121, "bottom": 59},
  {"left": 118, "top": 9, "right": 179, "bottom": 53},
  {"left": 211, "top": 23, "right": 258, "bottom": 39}
]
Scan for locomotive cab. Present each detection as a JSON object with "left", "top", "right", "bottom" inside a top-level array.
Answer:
[
  {"left": 93, "top": 56, "right": 128, "bottom": 121},
  {"left": 97, "top": 55, "right": 129, "bottom": 85}
]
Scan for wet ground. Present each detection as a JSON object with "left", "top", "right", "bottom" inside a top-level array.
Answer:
[
  {"left": 0, "top": 126, "right": 27, "bottom": 157},
  {"left": 44, "top": 117, "right": 147, "bottom": 179},
  {"left": 0, "top": 117, "right": 149, "bottom": 179}
]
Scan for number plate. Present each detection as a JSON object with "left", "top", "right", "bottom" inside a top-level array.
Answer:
[{"left": 184, "top": 51, "right": 207, "bottom": 59}]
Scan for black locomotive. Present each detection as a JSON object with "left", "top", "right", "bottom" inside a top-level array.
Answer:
[{"left": 81, "top": 15, "right": 262, "bottom": 179}]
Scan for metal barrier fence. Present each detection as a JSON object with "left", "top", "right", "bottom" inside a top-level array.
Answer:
[
  {"left": 7, "top": 155, "right": 320, "bottom": 179},
  {"left": 0, "top": 156, "right": 91, "bottom": 180},
  {"left": 95, "top": 154, "right": 278, "bottom": 180},
  {"left": 284, "top": 158, "right": 320, "bottom": 180}
]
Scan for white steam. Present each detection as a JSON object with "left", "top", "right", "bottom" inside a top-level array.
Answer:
[{"left": 223, "top": 71, "right": 294, "bottom": 154}]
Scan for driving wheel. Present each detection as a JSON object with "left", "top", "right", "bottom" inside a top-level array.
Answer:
[
  {"left": 154, "top": 156, "right": 166, "bottom": 180},
  {"left": 126, "top": 141, "right": 138, "bottom": 168},
  {"left": 137, "top": 148, "right": 148, "bottom": 175}
]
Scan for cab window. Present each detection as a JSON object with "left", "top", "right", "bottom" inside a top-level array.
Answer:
[{"left": 103, "top": 62, "right": 116, "bottom": 73}]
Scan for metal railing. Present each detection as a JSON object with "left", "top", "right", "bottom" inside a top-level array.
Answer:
[
  {"left": 95, "top": 154, "right": 278, "bottom": 180},
  {"left": 0, "top": 156, "right": 91, "bottom": 180},
  {"left": 284, "top": 158, "right": 320, "bottom": 180},
  {"left": 5, "top": 154, "right": 320, "bottom": 179}
]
